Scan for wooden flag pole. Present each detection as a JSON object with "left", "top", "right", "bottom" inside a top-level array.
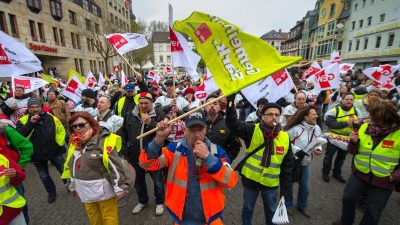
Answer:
[{"left": 136, "top": 94, "right": 225, "bottom": 140}]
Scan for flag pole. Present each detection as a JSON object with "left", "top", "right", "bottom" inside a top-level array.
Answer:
[{"left": 136, "top": 94, "right": 225, "bottom": 140}]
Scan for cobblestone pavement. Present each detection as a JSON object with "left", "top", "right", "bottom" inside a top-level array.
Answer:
[{"left": 25, "top": 151, "right": 399, "bottom": 225}]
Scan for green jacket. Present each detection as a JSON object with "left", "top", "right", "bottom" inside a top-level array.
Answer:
[{"left": 4, "top": 126, "right": 33, "bottom": 168}]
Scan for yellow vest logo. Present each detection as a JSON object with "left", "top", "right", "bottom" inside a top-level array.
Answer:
[{"left": 382, "top": 140, "right": 394, "bottom": 149}]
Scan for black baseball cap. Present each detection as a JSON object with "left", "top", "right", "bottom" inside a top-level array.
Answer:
[{"left": 185, "top": 111, "right": 206, "bottom": 128}]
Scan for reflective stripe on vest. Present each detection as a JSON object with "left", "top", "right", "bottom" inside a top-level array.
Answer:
[
  {"left": 329, "top": 106, "right": 358, "bottom": 136},
  {"left": 354, "top": 123, "right": 400, "bottom": 177},
  {"left": 241, "top": 123, "right": 289, "bottom": 187},
  {"left": 0, "top": 155, "right": 26, "bottom": 216},
  {"left": 61, "top": 133, "right": 122, "bottom": 179},
  {"left": 168, "top": 151, "right": 188, "bottom": 188}
]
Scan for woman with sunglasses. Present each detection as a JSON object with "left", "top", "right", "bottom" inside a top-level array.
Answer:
[{"left": 61, "top": 112, "right": 129, "bottom": 225}]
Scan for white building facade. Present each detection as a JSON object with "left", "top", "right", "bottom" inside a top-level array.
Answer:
[{"left": 341, "top": 0, "right": 400, "bottom": 68}]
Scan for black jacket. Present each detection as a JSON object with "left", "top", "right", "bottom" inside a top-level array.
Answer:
[
  {"left": 16, "top": 112, "right": 65, "bottom": 162},
  {"left": 111, "top": 79, "right": 149, "bottom": 114},
  {"left": 206, "top": 111, "right": 240, "bottom": 162},
  {"left": 225, "top": 105, "right": 294, "bottom": 191},
  {"left": 119, "top": 105, "right": 164, "bottom": 163}
]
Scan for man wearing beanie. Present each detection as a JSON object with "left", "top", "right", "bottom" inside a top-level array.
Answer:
[
  {"left": 225, "top": 93, "right": 294, "bottom": 225},
  {"left": 73, "top": 88, "right": 98, "bottom": 117},
  {"left": 16, "top": 97, "right": 67, "bottom": 204},
  {"left": 246, "top": 97, "right": 269, "bottom": 123}
]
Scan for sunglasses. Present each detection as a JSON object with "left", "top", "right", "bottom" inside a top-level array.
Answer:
[{"left": 71, "top": 122, "right": 88, "bottom": 130}]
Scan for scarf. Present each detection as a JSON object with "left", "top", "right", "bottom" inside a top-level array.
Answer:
[
  {"left": 366, "top": 124, "right": 400, "bottom": 138},
  {"left": 69, "top": 128, "right": 94, "bottom": 150},
  {"left": 260, "top": 122, "right": 281, "bottom": 167}
]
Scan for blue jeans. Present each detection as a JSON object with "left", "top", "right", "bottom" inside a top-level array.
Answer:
[
  {"left": 340, "top": 174, "right": 393, "bottom": 225},
  {"left": 242, "top": 187, "right": 277, "bottom": 225},
  {"left": 285, "top": 164, "right": 310, "bottom": 211},
  {"left": 32, "top": 154, "right": 65, "bottom": 195},
  {"left": 16, "top": 184, "right": 29, "bottom": 224}
]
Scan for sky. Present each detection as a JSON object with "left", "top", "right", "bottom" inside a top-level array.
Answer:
[{"left": 132, "top": 0, "right": 317, "bottom": 36}]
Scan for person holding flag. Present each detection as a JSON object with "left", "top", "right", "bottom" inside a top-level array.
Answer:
[{"left": 322, "top": 92, "right": 362, "bottom": 183}]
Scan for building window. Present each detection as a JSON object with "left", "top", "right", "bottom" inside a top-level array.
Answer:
[
  {"left": 348, "top": 40, "right": 352, "bottom": 51},
  {"left": 159, "top": 55, "right": 163, "bottom": 63},
  {"left": 74, "top": 58, "right": 79, "bottom": 72},
  {"left": 368, "top": 16, "right": 372, "bottom": 26},
  {"left": 50, "top": 0, "right": 62, "bottom": 21},
  {"left": 0, "top": 12, "right": 7, "bottom": 33},
  {"left": 79, "top": 59, "right": 84, "bottom": 75},
  {"left": 354, "top": 3, "right": 358, "bottom": 11},
  {"left": 327, "top": 21, "right": 336, "bottom": 36},
  {"left": 85, "top": 19, "right": 92, "bottom": 32},
  {"left": 76, "top": 34, "right": 81, "bottom": 49},
  {"left": 352, "top": 21, "right": 355, "bottom": 30},
  {"left": 27, "top": 0, "right": 42, "bottom": 13},
  {"left": 329, "top": 3, "right": 336, "bottom": 18},
  {"left": 38, "top": 22, "right": 45, "bottom": 42},
  {"left": 82, "top": 0, "right": 90, "bottom": 11},
  {"left": 364, "top": 38, "right": 368, "bottom": 49},
  {"left": 92, "top": 4, "right": 99, "bottom": 16},
  {"left": 71, "top": 33, "right": 76, "bottom": 49},
  {"left": 87, "top": 38, "right": 91, "bottom": 51},
  {"left": 110, "top": 13, "right": 113, "bottom": 22},
  {"left": 95, "top": 23, "right": 100, "bottom": 34},
  {"left": 159, "top": 45, "right": 163, "bottom": 51},
  {"left": 9, "top": 14, "right": 19, "bottom": 37},
  {"left": 356, "top": 39, "right": 360, "bottom": 50},
  {"left": 167, "top": 55, "right": 171, "bottom": 63},
  {"left": 362, "top": 0, "right": 366, "bottom": 7},
  {"left": 359, "top": 20, "right": 363, "bottom": 28},
  {"left": 375, "top": 36, "right": 381, "bottom": 48},
  {"left": 59, "top": 29, "right": 65, "bottom": 46},
  {"left": 29, "top": 20, "right": 37, "bottom": 41},
  {"left": 380, "top": 14, "right": 385, "bottom": 22},
  {"left": 317, "top": 25, "right": 325, "bottom": 39},
  {"left": 53, "top": 27, "right": 59, "bottom": 45},
  {"left": 69, "top": 10, "right": 77, "bottom": 25},
  {"left": 387, "top": 33, "right": 395, "bottom": 47}
]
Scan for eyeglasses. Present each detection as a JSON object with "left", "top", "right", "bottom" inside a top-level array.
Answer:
[
  {"left": 71, "top": 122, "right": 88, "bottom": 130},
  {"left": 263, "top": 113, "right": 280, "bottom": 117}
]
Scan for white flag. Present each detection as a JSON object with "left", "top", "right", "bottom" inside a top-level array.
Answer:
[
  {"left": 169, "top": 4, "right": 201, "bottom": 81},
  {"left": 148, "top": 71, "right": 162, "bottom": 84},
  {"left": 105, "top": 33, "right": 148, "bottom": 55},
  {"left": 310, "top": 63, "right": 340, "bottom": 92},
  {"left": 301, "top": 61, "right": 321, "bottom": 80},
  {"left": 62, "top": 75, "right": 85, "bottom": 103},
  {"left": 363, "top": 64, "right": 398, "bottom": 84},
  {"left": 121, "top": 70, "right": 129, "bottom": 87},
  {"left": 340, "top": 63, "right": 355, "bottom": 74},
  {"left": 195, "top": 68, "right": 220, "bottom": 101},
  {"left": 84, "top": 71, "right": 97, "bottom": 89},
  {"left": 0, "top": 31, "right": 42, "bottom": 77},
  {"left": 322, "top": 51, "right": 341, "bottom": 68},
  {"left": 12, "top": 76, "right": 48, "bottom": 94},
  {"left": 97, "top": 72, "right": 105, "bottom": 87},
  {"left": 241, "top": 69, "right": 293, "bottom": 108}
]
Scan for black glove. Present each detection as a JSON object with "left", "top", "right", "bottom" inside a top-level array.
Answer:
[{"left": 295, "top": 150, "right": 309, "bottom": 158}]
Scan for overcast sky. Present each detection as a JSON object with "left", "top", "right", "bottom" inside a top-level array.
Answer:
[{"left": 132, "top": 0, "right": 317, "bottom": 36}]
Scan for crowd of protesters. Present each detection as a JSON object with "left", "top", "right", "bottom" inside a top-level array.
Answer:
[{"left": 0, "top": 67, "right": 399, "bottom": 225}]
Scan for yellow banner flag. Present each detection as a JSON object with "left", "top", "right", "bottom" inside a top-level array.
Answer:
[
  {"left": 41, "top": 73, "right": 58, "bottom": 85},
  {"left": 68, "top": 69, "right": 86, "bottom": 84},
  {"left": 173, "top": 11, "right": 302, "bottom": 95}
]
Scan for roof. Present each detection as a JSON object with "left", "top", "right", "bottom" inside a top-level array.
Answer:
[
  {"left": 260, "top": 30, "right": 288, "bottom": 40},
  {"left": 339, "top": 8, "right": 350, "bottom": 20},
  {"left": 152, "top": 32, "right": 170, "bottom": 43}
]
